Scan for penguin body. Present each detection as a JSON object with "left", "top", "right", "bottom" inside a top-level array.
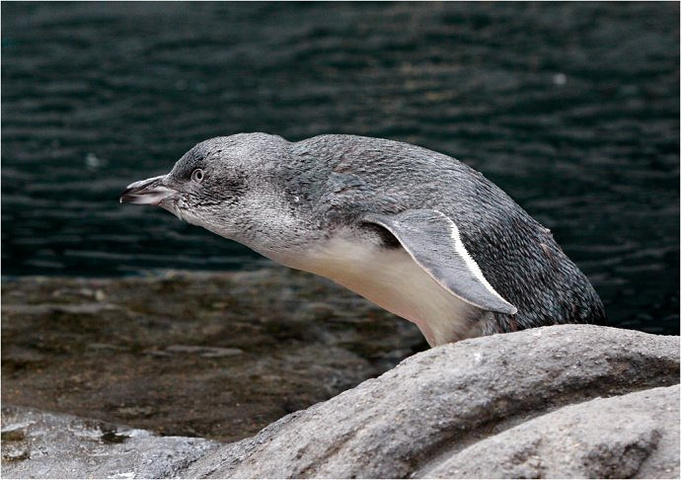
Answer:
[{"left": 121, "top": 133, "right": 606, "bottom": 346}]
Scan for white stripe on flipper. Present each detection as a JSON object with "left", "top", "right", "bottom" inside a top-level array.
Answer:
[{"left": 444, "top": 213, "right": 518, "bottom": 314}]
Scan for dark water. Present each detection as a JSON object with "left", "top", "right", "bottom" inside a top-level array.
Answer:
[{"left": 2, "top": 2, "right": 679, "bottom": 335}]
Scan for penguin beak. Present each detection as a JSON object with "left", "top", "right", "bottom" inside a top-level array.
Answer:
[{"left": 120, "top": 175, "right": 177, "bottom": 206}]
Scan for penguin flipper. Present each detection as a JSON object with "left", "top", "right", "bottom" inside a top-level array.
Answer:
[{"left": 363, "top": 209, "right": 517, "bottom": 315}]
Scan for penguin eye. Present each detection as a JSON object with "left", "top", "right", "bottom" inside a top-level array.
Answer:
[{"left": 191, "top": 168, "right": 205, "bottom": 183}]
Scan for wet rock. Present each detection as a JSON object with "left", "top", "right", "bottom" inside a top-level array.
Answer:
[
  {"left": 0, "top": 406, "right": 219, "bottom": 479},
  {"left": 1, "top": 269, "right": 426, "bottom": 441},
  {"left": 1, "top": 302, "right": 122, "bottom": 315},
  {"left": 164, "top": 345, "right": 244, "bottom": 357},
  {"left": 183, "top": 325, "right": 679, "bottom": 479}
]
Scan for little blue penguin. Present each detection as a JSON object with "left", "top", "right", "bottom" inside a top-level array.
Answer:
[{"left": 121, "top": 133, "right": 606, "bottom": 347}]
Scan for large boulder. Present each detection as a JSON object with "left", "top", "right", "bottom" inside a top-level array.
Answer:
[{"left": 184, "top": 325, "right": 679, "bottom": 479}]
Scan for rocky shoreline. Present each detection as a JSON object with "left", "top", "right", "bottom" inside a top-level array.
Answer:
[
  {"left": 1, "top": 269, "right": 426, "bottom": 442},
  {"left": 2, "top": 271, "right": 679, "bottom": 478}
]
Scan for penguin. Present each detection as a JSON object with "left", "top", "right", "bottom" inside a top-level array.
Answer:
[{"left": 121, "top": 133, "right": 606, "bottom": 346}]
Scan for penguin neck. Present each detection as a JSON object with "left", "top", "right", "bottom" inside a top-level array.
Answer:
[{"left": 294, "top": 234, "right": 485, "bottom": 346}]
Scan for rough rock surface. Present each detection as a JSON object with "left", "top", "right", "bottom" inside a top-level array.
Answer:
[
  {"left": 2, "top": 325, "right": 679, "bottom": 479},
  {"left": 184, "top": 325, "right": 679, "bottom": 479},
  {"left": 1, "top": 406, "right": 219, "bottom": 479},
  {"left": 426, "top": 386, "right": 679, "bottom": 479}
]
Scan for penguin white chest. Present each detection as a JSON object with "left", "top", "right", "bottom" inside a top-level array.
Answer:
[{"left": 296, "top": 236, "right": 484, "bottom": 346}]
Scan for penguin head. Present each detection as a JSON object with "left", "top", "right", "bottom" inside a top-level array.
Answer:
[{"left": 120, "top": 133, "right": 312, "bottom": 260}]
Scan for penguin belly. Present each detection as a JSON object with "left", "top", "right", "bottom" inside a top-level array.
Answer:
[{"left": 295, "top": 236, "right": 486, "bottom": 346}]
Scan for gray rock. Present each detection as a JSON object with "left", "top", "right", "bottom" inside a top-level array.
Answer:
[
  {"left": 425, "top": 386, "right": 679, "bottom": 479},
  {"left": 183, "top": 325, "right": 679, "bottom": 479},
  {"left": 1, "top": 406, "right": 219, "bottom": 479}
]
